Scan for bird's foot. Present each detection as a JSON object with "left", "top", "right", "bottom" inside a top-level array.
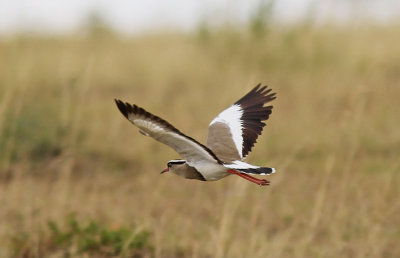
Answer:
[
  {"left": 227, "top": 169, "right": 270, "bottom": 186},
  {"left": 257, "top": 179, "right": 270, "bottom": 186}
]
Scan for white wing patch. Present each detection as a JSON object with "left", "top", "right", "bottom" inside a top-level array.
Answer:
[
  {"left": 225, "top": 160, "right": 259, "bottom": 169},
  {"left": 132, "top": 118, "right": 165, "bottom": 134},
  {"left": 209, "top": 104, "right": 244, "bottom": 157}
]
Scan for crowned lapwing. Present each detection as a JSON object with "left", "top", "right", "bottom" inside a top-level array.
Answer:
[{"left": 115, "top": 84, "right": 276, "bottom": 186}]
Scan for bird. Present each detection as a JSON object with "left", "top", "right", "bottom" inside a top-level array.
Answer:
[{"left": 115, "top": 84, "right": 276, "bottom": 186}]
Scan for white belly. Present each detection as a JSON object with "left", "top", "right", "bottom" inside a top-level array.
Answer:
[{"left": 193, "top": 162, "right": 230, "bottom": 181}]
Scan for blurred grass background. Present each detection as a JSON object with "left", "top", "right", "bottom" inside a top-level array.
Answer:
[{"left": 0, "top": 18, "right": 400, "bottom": 257}]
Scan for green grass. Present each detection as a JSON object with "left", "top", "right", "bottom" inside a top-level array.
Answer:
[
  {"left": 11, "top": 214, "right": 152, "bottom": 257},
  {"left": 0, "top": 24, "right": 399, "bottom": 257}
]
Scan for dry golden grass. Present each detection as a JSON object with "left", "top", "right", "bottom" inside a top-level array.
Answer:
[{"left": 0, "top": 25, "right": 399, "bottom": 257}]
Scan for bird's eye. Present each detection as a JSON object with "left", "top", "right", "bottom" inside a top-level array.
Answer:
[{"left": 167, "top": 163, "right": 171, "bottom": 167}]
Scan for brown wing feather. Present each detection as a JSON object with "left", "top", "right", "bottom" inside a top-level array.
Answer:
[
  {"left": 207, "top": 122, "right": 241, "bottom": 163},
  {"left": 115, "top": 100, "right": 222, "bottom": 164}
]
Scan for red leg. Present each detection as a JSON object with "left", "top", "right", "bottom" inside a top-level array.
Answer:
[{"left": 227, "top": 169, "right": 270, "bottom": 186}]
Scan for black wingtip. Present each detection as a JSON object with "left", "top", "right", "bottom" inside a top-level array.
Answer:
[
  {"left": 257, "top": 84, "right": 277, "bottom": 98},
  {"left": 235, "top": 83, "right": 276, "bottom": 108},
  {"left": 115, "top": 99, "right": 130, "bottom": 118},
  {"left": 234, "top": 83, "right": 277, "bottom": 157}
]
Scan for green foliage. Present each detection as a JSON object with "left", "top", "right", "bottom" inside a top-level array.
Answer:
[
  {"left": 10, "top": 215, "right": 152, "bottom": 257},
  {"left": 250, "top": 0, "right": 274, "bottom": 39},
  {"left": 0, "top": 102, "right": 64, "bottom": 170},
  {"left": 84, "top": 9, "right": 114, "bottom": 38},
  {"left": 196, "top": 20, "right": 211, "bottom": 45},
  {"left": 46, "top": 214, "right": 152, "bottom": 256}
]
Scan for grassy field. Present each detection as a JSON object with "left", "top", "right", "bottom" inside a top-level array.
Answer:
[{"left": 0, "top": 24, "right": 399, "bottom": 257}]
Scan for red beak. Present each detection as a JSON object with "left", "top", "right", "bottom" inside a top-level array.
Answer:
[{"left": 161, "top": 168, "right": 169, "bottom": 174}]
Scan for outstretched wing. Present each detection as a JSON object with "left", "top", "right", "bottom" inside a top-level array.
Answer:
[
  {"left": 206, "top": 84, "right": 276, "bottom": 162},
  {"left": 115, "top": 100, "right": 221, "bottom": 165}
]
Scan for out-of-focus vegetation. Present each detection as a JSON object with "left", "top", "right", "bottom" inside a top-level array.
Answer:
[
  {"left": 0, "top": 22, "right": 399, "bottom": 257},
  {"left": 11, "top": 214, "right": 152, "bottom": 257}
]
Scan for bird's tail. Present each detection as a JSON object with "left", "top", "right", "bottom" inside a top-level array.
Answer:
[
  {"left": 235, "top": 167, "right": 275, "bottom": 175},
  {"left": 225, "top": 161, "right": 275, "bottom": 175}
]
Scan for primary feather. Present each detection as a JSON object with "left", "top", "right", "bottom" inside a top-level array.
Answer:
[
  {"left": 207, "top": 84, "right": 276, "bottom": 162},
  {"left": 115, "top": 100, "right": 222, "bottom": 165}
]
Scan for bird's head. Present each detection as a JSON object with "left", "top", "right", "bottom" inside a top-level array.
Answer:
[{"left": 161, "top": 159, "right": 187, "bottom": 174}]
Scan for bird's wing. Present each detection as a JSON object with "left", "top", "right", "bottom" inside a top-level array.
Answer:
[
  {"left": 115, "top": 100, "right": 221, "bottom": 165},
  {"left": 206, "top": 84, "right": 276, "bottom": 162}
]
